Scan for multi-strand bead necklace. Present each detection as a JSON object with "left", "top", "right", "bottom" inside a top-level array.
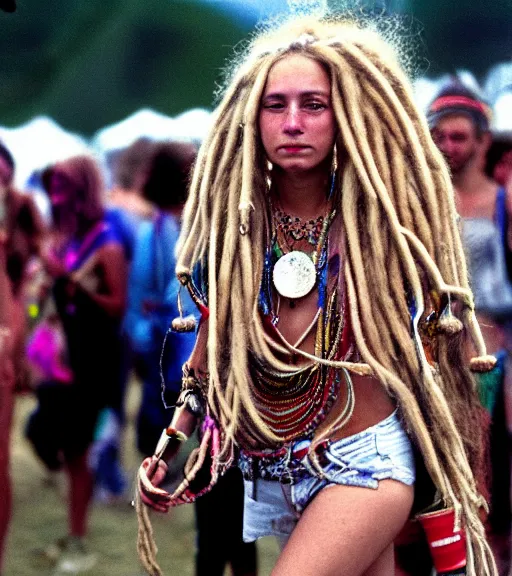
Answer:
[{"left": 251, "top": 200, "right": 352, "bottom": 444}]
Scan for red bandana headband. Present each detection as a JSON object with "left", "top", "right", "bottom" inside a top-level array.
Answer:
[{"left": 429, "top": 95, "right": 492, "bottom": 123}]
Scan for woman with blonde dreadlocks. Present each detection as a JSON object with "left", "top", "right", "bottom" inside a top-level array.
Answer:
[{"left": 136, "top": 15, "right": 498, "bottom": 576}]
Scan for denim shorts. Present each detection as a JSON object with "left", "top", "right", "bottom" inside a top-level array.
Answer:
[{"left": 241, "top": 410, "right": 415, "bottom": 543}]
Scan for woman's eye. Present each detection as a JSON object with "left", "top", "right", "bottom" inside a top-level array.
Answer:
[
  {"left": 305, "top": 101, "right": 327, "bottom": 111},
  {"left": 263, "top": 101, "right": 284, "bottom": 110}
]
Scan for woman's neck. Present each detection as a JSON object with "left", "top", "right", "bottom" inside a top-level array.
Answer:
[{"left": 272, "top": 166, "right": 331, "bottom": 219}]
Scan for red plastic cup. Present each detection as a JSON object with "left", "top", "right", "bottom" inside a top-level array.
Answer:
[{"left": 417, "top": 508, "right": 466, "bottom": 573}]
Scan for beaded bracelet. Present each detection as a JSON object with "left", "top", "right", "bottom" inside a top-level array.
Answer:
[
  {"left": 177, "top": 390, "right": 204, "bottom": 417},
  {"left": 182, "top": 363, "right": 208, "bottom": 391},
  {"left": 178, "top": 364, "right": 208, "bottom": 417}
]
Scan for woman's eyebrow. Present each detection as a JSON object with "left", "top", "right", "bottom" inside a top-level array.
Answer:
[{"left": 262, "top": 90, "right": 331, "bottom": 99}]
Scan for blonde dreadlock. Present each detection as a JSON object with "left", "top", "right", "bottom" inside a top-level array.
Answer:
[{"left": 171, "top": 15, "right": 496, "bottom": 576}]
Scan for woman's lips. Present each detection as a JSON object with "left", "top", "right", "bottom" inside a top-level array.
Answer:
[{"left": 280, "top": 145, "right": 309, "bottom": 153}]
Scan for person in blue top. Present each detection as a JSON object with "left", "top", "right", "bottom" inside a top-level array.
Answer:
[
  {"left": 126, "top": 141, "right": 258, "bottom": 576},
  {"left": 125, "top": 141, "right": 197, "bottom": 456},
  {"left": 105, "top": 137, "right": 157, "bottom": 264}
]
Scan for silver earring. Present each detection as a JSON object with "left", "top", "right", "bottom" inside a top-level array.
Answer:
[
  {"left": 331, "top": 143, "right": 338, "bottom": 174},
  {"left": 265, "top": 160, "right": 273, "bottom": 192}
]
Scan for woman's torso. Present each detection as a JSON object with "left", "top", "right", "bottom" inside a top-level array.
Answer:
[
  {"left": 459, "top": 186, "right": 512, "bottom": 353},
  {"left": 250, "top": 216, "right": 395, "bottom": 449},
  {"left": 126, "top": 212, "right": 196, "bottom": 376},
  {"left": 53, "top": 220, "right": 123, "bottom": 392}
]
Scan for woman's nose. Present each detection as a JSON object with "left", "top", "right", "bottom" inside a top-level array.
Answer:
[{"left": 283, "top": 104, "right": 303, "bottom": 134}]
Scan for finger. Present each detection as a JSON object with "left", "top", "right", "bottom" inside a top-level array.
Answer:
[
  {"left": 140, "top": 493, "right": 171, "bottom": 513},
  {"left": 142, "top": 458, "right": 168, "bottom": 485},
  {"left": 138, "top": 463, "right": 171, "bottom": 503}
]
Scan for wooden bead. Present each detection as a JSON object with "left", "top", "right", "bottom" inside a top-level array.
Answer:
[
  {"left": 437, "top": 316, "right": 463, "bottom": 335},
  {"left": 171, "top": 314, "right": 197, "bottom": 333},
  {"left": 469, "top": 355, "right": 497, "bottom": 373}
]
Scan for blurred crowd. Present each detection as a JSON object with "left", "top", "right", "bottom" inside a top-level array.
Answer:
[
  {"left": 0, "top": 136, "right": 257, "bottom": 575},
  {"left": 0, "top": 77, "right": 511, "bottom": 576}
]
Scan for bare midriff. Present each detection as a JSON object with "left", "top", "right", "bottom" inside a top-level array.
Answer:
[{"left": 326, "top": 373, "right": 396, "bottom": 441}]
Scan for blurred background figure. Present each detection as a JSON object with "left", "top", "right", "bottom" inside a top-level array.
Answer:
[
  {"left": 124, "top": 140, "right": 195, "bottom": 459},
  {"left": 485, "top": 131, "right": 512, "bottom": 305},
  {"left": 428, "top": 81, "right": 512, "bottom": 576},
  {"left": 106, "top": 137, "right": 156, "bottom": 265},
  {"left": 124, "top": 140, "right": 258, "bottom": 576},
  {"left": 0, "top": 139, "right": 43, "bottom": 576},
  {"left": 486, "top": 132, "right": 512, "bottom": 189},
  {"left": 82, "top": 138, "right": 162, "bottom": 505},
  {"left": 26, "top": 154, "right": 127, "bottom": 574},
  {"left": 0, "top": 142, "right": 45, "bottom": 392},
  {"left": 0, "top": 162, "right": 15, "bottom": 576},
  {"left": 92, "top": 139, "right": 160, "bottom": 504}
]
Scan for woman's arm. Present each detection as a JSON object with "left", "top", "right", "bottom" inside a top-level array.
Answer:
[
  {"left": 138, "top": 320, "right": 209, "bottom": 511},
  {"left": 0, "top": 239, "right": 13, "bottom": 380}
]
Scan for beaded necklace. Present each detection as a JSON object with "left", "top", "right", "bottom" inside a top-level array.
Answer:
[
  {"left": 249, "top": 291, "right": 348, "bottom": 444},
  {"left": 274, "top": 209, "right": 325, "bottom": 246},
  {"left": 251, "top": 207, "right": 353, "bottom": 445},
  {"left": 270, "top": 194, "right": 336, "bottom": 305}
]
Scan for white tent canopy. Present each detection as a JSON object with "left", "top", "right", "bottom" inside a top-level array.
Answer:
[
  {"left": 0, "top": 116, "right": 90, "bottom": 189},
  {"left": 495, "top": 92, "right": 512, "bottom": 133},
  {"left": 91, "top": 107, "right": 213, "bottom": 155},
  {"left": 0, "top": 107, "right": 214, "bottom": 196}
]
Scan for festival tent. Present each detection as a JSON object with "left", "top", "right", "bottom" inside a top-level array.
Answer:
[
  {"left": 0, "top": 107, "right": 214, "bottom": 218},
  {"left": 484, "top": 62, "right": 512, "bottom": 133},
  {"left": 91, "top": 107, "right": 212, "bottom": 156},
  {"left": 0, "top": 107, "right": 213, "bottom": 190},
  {"left": 494, "top": 93, "right": 512, "bottom": 133},
  {"left": 0, "top": 115, "right": 90, "bottom": 189},
  {"left": 171, "top": 108, "right": 214, "bottom": 144},
  {"left": 91, "top": 107, "right": 212, "bottom": 187}
]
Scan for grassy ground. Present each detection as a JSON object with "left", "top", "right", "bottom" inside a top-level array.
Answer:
[{"left": 4, "top": 379, "right": 280, "bottom": 576}]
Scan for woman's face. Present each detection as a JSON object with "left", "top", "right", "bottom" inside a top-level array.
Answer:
[
  {"left": 48, "top": 166, "right": 78, "bottom": 233},
  {"left": 259, "top": 53, "right": 336, "bottom": 174},
  {"left": 48, "top": 168, "right": 77, "bottom": 207},
  {"left": 0, "top": 155, "right": 13, "bottom": 190}
]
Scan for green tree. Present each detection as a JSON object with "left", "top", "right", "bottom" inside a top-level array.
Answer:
[{"left": 0, "top": 0, "right": 250, "bottom": 134}]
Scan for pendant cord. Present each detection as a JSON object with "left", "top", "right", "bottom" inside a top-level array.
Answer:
[{"left": 273, "top": 306, "right": 323, "bottom": 351}]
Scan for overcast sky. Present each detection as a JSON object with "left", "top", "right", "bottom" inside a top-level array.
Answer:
[{"left": 199, "top": 0, "right": 324, "bottom": 23}]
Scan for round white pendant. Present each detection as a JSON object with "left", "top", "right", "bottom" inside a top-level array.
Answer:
[{"left": 273, "top": 250, "right": 316, "bottom": 299}]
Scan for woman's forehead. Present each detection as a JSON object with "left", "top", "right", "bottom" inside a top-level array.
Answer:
[
  {"left": 52, "top": 169, "right": 73, "bottom": 182},
  {"left": 263, "top": 53, "right": 331, "bottom": 96}
]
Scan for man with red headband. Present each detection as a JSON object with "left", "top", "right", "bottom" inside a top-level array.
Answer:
[
  {"left": 428, "top": 81, "right": 512, "bottom": 575},
  {"left": 428, "top": 83, "right": 493, "bottom": 180}
]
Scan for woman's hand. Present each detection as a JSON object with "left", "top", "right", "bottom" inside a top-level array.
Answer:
[
  {"left": 137, "top": 457, "right": 172, "bottom": 513},
  {"left": 41, "top": 246, "right": 67, "bottom": 278}
]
